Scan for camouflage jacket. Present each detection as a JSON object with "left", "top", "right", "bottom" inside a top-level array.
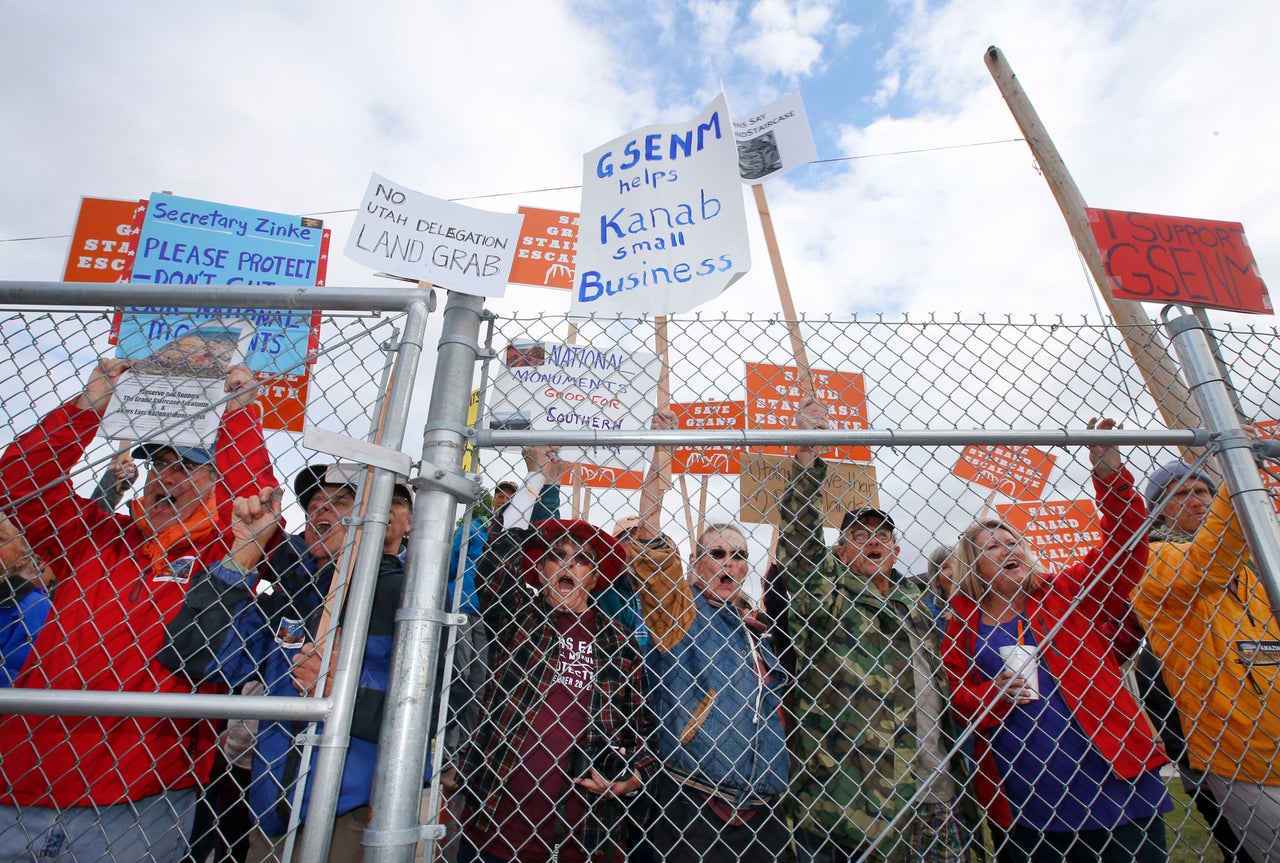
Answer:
[{"left": 777, "top": 457, "right": 971, "bottom": 852}]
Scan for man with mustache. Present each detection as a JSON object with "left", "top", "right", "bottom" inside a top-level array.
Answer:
[{"left": 0, "top": 356, "right": 274, "bottom": 863}]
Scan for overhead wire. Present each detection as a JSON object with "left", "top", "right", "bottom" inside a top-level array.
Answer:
[{"left": 0, "top": 137, "right": 1026, "bottom": 244}]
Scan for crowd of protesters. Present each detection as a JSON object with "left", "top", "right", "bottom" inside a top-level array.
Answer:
[{"left": 1, "top": 360, "right": 1278, "bottom": 863}]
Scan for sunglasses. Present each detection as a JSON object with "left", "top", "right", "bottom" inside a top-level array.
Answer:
[
  {"left": 706, "top": 548, "right": 749, "bottom": 562},
  {"left": 543, "top": 549, "right": 596, "bottom": 568}
]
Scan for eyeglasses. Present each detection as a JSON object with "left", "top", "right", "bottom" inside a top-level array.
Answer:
[
  {"left": 543, "top": 549, "right": 596, "bottom": 569},
  {"left": 705, "top": 548, "right": 749, "bottom": 562},
  {"left": 846, "top": 528, "right": 894, "bottom": 544},
  {"left": 149, "top": 455, "right": 203, "bottom": 475}
]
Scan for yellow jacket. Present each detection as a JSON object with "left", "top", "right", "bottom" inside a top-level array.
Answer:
[{"left": 1133, "top": 484, "right": 1280, "bottom": 784}]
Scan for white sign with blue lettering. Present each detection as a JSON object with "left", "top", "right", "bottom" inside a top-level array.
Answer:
[
  {"left": 344, "top": 173, "right": 525, "bottom": 298},
  {"left": 572, "top": 94, "right": 751, "bottom": 317}
]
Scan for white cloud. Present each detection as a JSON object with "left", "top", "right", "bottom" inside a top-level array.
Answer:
[{"left": 737, "top": 0, "right": 837, "bottom": 77}]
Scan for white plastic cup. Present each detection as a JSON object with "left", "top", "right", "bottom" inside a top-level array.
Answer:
[{"left": 998, "top": 644, "right": 1040, "bottom": 700}]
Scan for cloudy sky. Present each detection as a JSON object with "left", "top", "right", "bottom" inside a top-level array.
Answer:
[
  {"left": 2, "top": 0, "right": 1277, "bottom": 568},
  {"left": 4, "top": 0, "right": 1277, "bottom": 321}
]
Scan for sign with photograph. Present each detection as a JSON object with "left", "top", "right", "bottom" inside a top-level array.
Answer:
[
  {"left": 102, "top": 318, "right": 257, "bottom": 446},
  {"left": 345, "top": 172, "right": 525, "bottom": 297},
  {"left": 732, "top": 93, "right": 818, "bottom": 184},
  {"left": 573, "top": 93, "right": 750, "bottom": 317}
]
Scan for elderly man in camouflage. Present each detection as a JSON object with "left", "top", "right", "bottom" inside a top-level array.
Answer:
[{"left": 777, "top": 398, "right": 975, "bottom": 863}]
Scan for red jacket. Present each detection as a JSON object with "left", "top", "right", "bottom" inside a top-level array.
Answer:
[
  {"left": 942, "top": 467, "right": 1166, "bottom": 828},
  {"left": 0, "top": 398, "right": 275, "bottom": 807}
]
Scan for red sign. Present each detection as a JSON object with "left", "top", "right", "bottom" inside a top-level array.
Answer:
[
  {"left": 1253, "top": 420, "right": 1280, "bottom": 515},
  {"left": 672, "top": 400, "right": 743, "bottom": 474},
  {"left": 509, "top": 207, "right": 578, "bottom": 290},
  {"left": 953, "top": 444, "right": 1056, "bottom": 501},
  {"left": 997, "top": 499, "right": 1098, "bottom": 565},
  {"left": 62, "top": 198, "right": 146, "bottom": 282},
  {"left": 745, "top": 361, "right": 871, "bottom": 462},
  {"left": 1086, "top": 207, "right": 1272, "bottom": 315}
]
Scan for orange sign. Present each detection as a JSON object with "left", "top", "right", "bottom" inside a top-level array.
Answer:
[
  {"left": 953, "top": 444, "right": 1056, "bottom": 501},
  {"left": 745, "top": 361, "right": 871, "bottom": 462},
  {"left": 509, "top": 207, "right": 578, "bottom": 290},
  {"left": 672, "top": 400, "right": 743, "bottom": 474},
  {"left": 62, "top": 198, "right": 146, "bottom": 282},
  {"left": 1086, "top": 207, "right": 1272, "bottom": 315},
  {"left": 997, "top": 499, "right": 1099, "bottom": 565},
  {"left": 1252, "top": 420, "right": 1280, "bottom": 514},
  {"left": 569, "top": 462, "right": 643, "bottom": 490}
]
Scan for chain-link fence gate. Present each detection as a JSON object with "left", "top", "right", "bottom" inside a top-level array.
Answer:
[{"left": 1, "top": 283, "right": 1278, "bottom": 863}]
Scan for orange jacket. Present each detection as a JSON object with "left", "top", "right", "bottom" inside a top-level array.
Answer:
[{"left": 1133, "top": 484, "right": 1280, "bottom": 785}]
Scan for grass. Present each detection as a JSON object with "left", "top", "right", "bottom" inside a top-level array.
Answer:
[{"left": 1165, "top": 779, "right": 1222, "bottom": 863}]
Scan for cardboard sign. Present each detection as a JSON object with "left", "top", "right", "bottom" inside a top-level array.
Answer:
[
  {"left": 745, "top": 361, "right": 871, "bottom": 462},
  {"left": 1086, "top": 207, "right": 1272, "bottom": 315},
  {"left": 739, "top": 452, "right": 879, "bottom": 529},
  {"left": 573, "top": 93, "right": 751, "bottom": 316},
  {"left": 953, "top": 444, "right": 1056, "bottom": 501},
  {"left": 671, "top": 400, "right": 743, "bottom": 474},
  {"left": 345, "top": 173, "right": 524, "bottom": 297},
  {"left": 997, "top": 499, "right": 1099, "bottom": 565},
  {"left": 509, "top": 207, "right": 577, "bottom": 290},
  {"left": 732, "top": 93, "right": 818, "bottom": 185},
  {"left": 485, "top": 340, "right": 660, "bottom": 471},
  {"left": 62, "top": 197, "right": 145, "bottom": 282}
]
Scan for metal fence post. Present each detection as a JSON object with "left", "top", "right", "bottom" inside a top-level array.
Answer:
[
  {"left": 293, "top": 298, "right": 433, "bottom": 862},
  {"left": 1163, "top": 305, "right": 1280, "bottom": 615},
  {"left": 363, "top": 291, "right": 485, "bottom": 863}
]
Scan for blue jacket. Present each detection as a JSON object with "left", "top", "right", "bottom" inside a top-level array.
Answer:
[
  {"left": 625, "top": 537, "right": 789, "bottom": 804},
  {"left": 0, "top": 583, "right": 51, "bottom": 687},
  {"left": 159, "top": 534, "right": 426, "bottom": 835}
]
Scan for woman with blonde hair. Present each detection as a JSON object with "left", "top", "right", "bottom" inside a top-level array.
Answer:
[{"left": 942, "top": 418, "right": 1172, "bottom": 863}]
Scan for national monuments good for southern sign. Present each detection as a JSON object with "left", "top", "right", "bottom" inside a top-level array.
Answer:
[
  {"left": 485, "top": 339, "right": 660, "bottom": 472},
  {"left": 573, "top": 93, "right": 751, "bottom": 317},
  {"left": 345, "top": 172, "right": 525, "bottom": 298}
]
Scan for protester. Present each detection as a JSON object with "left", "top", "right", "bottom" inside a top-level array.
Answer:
[
  {"left": 0, "top": 356, "right": 274, "bottom": 863},
  {"left": 778, "top": 398, "right": 976, "bottom": 862},
  {"left": 923, "top": 544, "right": 957, "bottom": 636},
  {"left": 1132, "top": 450, "right": 1280, "bottom": 862},
  {"left": 618, "top": 409, "right": 789, "bottom": 862},
  {"left": 944, "top": 418, "right": 1171, "bottom": 863},
  {"left": 0, "top": 513, "right": 55, "bottom": 687},
  {"left": 454, "top": 445, "right": 653, "bottom": 863},
  {"left": 160, "top": 465, "right": 419, "bottom": 863}
]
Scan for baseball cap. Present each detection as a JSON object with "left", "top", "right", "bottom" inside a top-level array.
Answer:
[
  {"left": 131, "top": 443, "right": 215, "bottom": 465},
  {"left": 840, "top": 507, "right": 895, "bottom": 534}
]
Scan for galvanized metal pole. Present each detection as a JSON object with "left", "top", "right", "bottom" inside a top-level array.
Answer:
[
  {"left": 363, "top": 291, "right": 484, "bottom": 863},
  {"left": 1163, "top": 307, "right": 1280, "bottom": 614},
  {"left": 293, "top": 298, "right": 433, "bottom": 862},
  {"left": 983, "top": 47, "right": 1206, "bottom": 448}
]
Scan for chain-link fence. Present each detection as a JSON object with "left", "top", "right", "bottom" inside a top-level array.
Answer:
[{"left": 2, "top": 288, "right": 1279, "bottom": 863}]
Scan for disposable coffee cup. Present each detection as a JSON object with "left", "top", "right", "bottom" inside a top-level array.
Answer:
[{"left": 998, "top": 644, "right": 1040, "bottom": 700}]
